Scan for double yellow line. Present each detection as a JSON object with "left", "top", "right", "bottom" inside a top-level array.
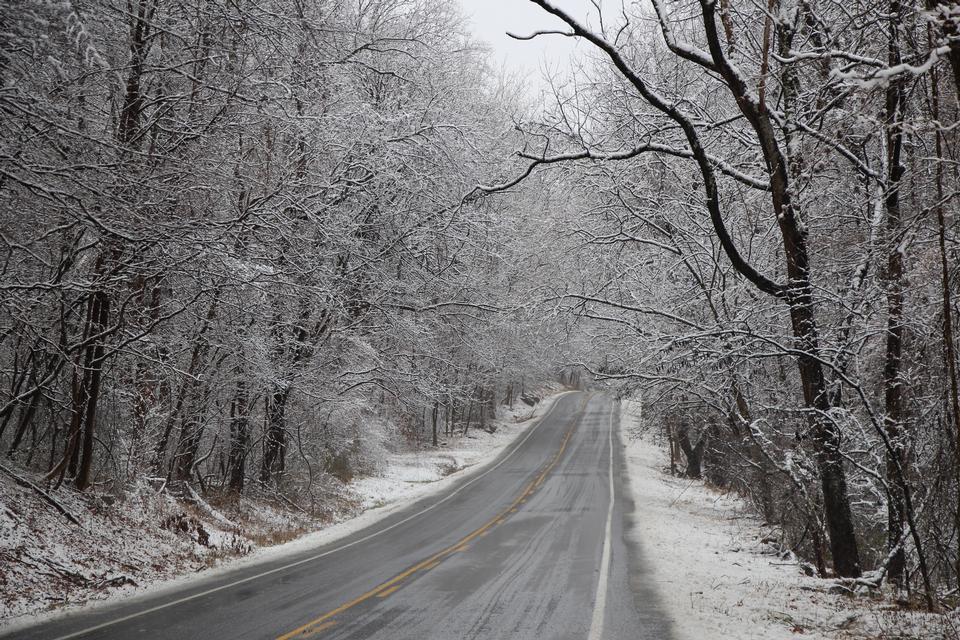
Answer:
[{"left": 276, "top": 396, "right": 589, "bottom": 640}]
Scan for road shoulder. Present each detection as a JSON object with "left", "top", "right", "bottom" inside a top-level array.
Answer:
[{"left": 619, "top": 398, "right": 954, "bottom": 640}]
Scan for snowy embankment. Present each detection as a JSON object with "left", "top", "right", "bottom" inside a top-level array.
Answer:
[
  {"left": 621, "top": 399, "right": 956, "bottom": 640},
  {"left": 0, "top": 385, "right": 568, "bottom": 626},
  {"left": 350, "top": 388, "right": 568, "bottom": 512}
]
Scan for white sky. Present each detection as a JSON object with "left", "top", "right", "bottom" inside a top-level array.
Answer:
[{"left": 457, "top": 1, "right": 604, "bottom": 94}]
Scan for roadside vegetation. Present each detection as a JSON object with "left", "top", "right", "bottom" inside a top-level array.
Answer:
[
  {"left": 500, "top": 0, "right": 960, "bottom": 621},
  {"left": 4, "top": 0, "right": 960, "bottom": 634}
]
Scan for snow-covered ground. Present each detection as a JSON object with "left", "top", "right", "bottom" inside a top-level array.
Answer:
[
  {"left": 0, "top": 385, "right": 568, "bottom": 628},
  {"left": 350, "top": 388, "right": 568, "bottom": 512},
  {"left": 620, "top": 399, "right": 957, "bottom": 640}
]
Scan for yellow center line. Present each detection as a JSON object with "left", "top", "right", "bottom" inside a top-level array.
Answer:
[
  {"left": 276, "top": 395, "right": 590, "bottom": 640},
  {"left": 376, "top": 585, "right": 402, "bottom": 598}
]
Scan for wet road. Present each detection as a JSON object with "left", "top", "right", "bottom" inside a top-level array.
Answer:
[{"left": 7, "top": 392, "right": 672, "bottom": 640}]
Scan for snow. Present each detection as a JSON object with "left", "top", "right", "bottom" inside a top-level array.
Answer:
[
  {"left": 620, "top": 399, "right": 956, "bottom": 640},
  {"left": 0, "top": 386, "right": 570, "bottom": 632},
  {"left": 352, "top": 396, "right": 564, "bottom": 510},
  {"left": 0, "top": 474, "right": 233, "bottom": 623}
]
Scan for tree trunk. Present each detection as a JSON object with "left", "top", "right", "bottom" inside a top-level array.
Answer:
[
  {"left": 74, "top": 292, "right": 108, "bottom": 491},
  {"left": 171, "top": 412, "right": 204, "bottom": 485},
  {"left": 479, "top": 389, "right": 487, "bottom": 433},
  {"left": 44, "top": 265, "right": 112, "bottom": 492},
  {"left": 677, "top": 424, "right": 706, "bottom": 479},
  {"left": 930, "top": 38, "right": 960, "bottom": 590},
  {"left": 117, "top": 0, "right": 158, "bottom": 147},
  {"left": 773, "top": 13, "right": 862, "bottom": 578},
  {"left": 673, "top": 429, "right": 681, "bottom": 476},
  {"left": 882, "top": 0, "right": 907, "bottom": 589},
  {"left": 260, "top": 384, "right": 290, "bottom": 484},
  {"left": 227, "top": 379, "right": 250, "bottom": 494},
  {"left": 464, "top": 397, "right": 475, "bottom": 436}
]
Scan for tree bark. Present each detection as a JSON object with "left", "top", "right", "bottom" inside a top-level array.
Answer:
[
  {"left": 677, "top": 424, "right": 706, "bottom": 479},
  {"left": 260, "top": 384, "right": 290, "bottom": 484},
  {"left": 930, "top": 35, "right": 960, "bottom": 590},
  {"left": 117, "top": 0, "right": 159, "bottom": 147},
  {"left": 74, "top": 287, "right": 109, "bottom": 491},
  {"left": 882, "top": 0, "right": 907, "bottom": 589},
  {"left": 227, "top": 379, "right": 250, "bottom": 494}
]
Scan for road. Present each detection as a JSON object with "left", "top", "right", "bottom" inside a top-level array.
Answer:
[{"left": 8, "top": 392, "right": 673, "bottom": 640}]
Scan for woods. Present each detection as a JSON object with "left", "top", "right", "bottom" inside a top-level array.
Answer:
[
  {"left": 0, "top": 0, "right": 565, "bottom": 518},
  {"left": 5, "top": 0, "right": 960, "bottom": 625},
  {"left": 486, "top": 0, "right": 960, "bottom": 606}
]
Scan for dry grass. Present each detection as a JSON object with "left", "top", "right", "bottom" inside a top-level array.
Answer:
[{"left": 0, "top": 470, "right": 364, "bottom": 622}]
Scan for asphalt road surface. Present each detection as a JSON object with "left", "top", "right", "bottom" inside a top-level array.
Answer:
[{"left": 8, "top": 392, "right": 673, "bottom": 640}]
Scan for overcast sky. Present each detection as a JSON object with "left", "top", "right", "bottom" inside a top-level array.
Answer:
[{"left": 457, "top": 0, "right": 602, "bottom": 93}]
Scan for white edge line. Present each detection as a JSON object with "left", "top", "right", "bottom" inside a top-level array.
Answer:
[
  {"left": 588, "top": 398, "right": 615, "bottom": 640},
  {"left": 40, "top": 392, "right": 575, "bottom": 640}
]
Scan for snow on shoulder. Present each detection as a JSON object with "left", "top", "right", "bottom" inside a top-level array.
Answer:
[
  {"left": 350, "top": 384, "right": 571, "bottom": 512},
  {"left": 620, "top": 399, "right": 954, "bottom": 640}
]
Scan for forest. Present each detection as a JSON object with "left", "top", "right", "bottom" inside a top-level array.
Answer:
[{"left": 3, "top": 0, "right": 960, "bottom": 619}]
